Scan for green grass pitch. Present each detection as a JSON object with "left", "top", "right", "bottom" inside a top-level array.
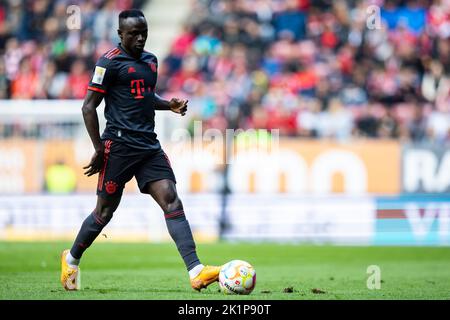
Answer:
[{"left": 0, "top": 242, "right": 449, "bottom": 300}]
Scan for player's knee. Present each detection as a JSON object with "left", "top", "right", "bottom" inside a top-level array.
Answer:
[
  {"left": 96, "top": 203, "right": 116, "bottom": 222},
  {"left": 164, "top": 194, "right": 182, "bottom": 213}
]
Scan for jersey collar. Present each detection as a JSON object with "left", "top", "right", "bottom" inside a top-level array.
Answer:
[{"left": 118, "top": 43, "right": 144, "bottom": 61}]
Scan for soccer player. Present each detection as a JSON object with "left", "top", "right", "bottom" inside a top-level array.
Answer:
[{"left": 60, "top": 9, "right": 221, "bottom": 291}]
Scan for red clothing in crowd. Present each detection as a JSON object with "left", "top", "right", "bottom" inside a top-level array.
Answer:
[
  {"left": 65, "top": 73, "right": 90, "bottom": 99},
  {"left": 11, "top": 72, "right": 39, "bottom": 99}
]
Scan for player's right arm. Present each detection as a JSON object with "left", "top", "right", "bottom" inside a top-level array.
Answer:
[
  {"left": 82, "top": 54, "right": 117, "bottom": 176},
  {"left": 82, "top": 90, "right": 105, "bottom": 176}
]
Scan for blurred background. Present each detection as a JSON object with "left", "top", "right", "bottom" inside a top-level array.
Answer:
[{"left": 0, "top": 0, "right": 449, "bottom": 245}]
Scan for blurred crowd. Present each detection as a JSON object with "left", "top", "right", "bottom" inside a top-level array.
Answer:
[
  {"left": 158, "top": 0, "right": 450, "bottom": 143},
  {"left": 0, "top": 0, "right": 144, "bottom": 100},
  {"left": 1, "top": 0, "right": 450, "bottom": 143}
]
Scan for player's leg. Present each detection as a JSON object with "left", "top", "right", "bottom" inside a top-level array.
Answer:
[
  {"left": 69, "top": 195, "right": 122, "bottom": 261},
  {"left": 137, "top": 149, "right": 221, "bottom": 290},
  {"left": 145, "top": 179, "right": 200, "bottom": 269},
  {"left": 61, "top": 195, "right": 122, "bottom": 290},
  {"left": 134, "top": 150, "right": 201, "bottom": 269},
  {"left": 61, "top": 195, "right": 121, "bottom": 290},
  {"left": 145, "top": 179, "right": 220, "bottom": 291},
  {"left": 61, "top": 140, "right": 135, "bottom": 290}
]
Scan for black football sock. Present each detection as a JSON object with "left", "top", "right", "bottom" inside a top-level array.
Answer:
[
  {"left": 164, "top": 209, "right": 201, "bottom": 271},
  {"left": 70, "top": 211, "right": 111, "bottom": 260}
]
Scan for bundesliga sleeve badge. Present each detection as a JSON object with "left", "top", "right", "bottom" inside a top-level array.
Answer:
[{"left": 92, "top": 66, "right": 106, "bottom": 84}]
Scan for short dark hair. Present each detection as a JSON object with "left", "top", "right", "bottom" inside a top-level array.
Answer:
[{"left": 119, "top": 9, "right": 145, "bottom": 22}]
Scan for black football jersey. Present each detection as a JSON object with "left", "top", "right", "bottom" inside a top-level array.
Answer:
[{"left": 88, "top": 44, "right": 161, "bottom": 150}]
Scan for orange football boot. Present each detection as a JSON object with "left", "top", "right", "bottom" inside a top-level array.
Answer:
[
  {"left": 60, "top": 249, "right": 80, "bottom": 291},
  {"left": 190, "top": 265, "right": 221, "bottom": 291}
]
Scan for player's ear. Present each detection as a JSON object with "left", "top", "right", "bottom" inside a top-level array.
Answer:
[{"left": 118, "top": 29, "right": 123, "bottom": 40}]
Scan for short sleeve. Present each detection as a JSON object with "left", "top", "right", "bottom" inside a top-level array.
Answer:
[{"left": 87, "top": 56, "right": 118, "bottom": 94}]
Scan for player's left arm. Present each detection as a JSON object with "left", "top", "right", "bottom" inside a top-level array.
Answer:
[{"left": 153, "top": 93, "right": 187, "bottom": 116}]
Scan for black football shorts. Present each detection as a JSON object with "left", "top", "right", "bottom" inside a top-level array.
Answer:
[{"left": 96, "top": 139, "right": 176, "bottom": 198}]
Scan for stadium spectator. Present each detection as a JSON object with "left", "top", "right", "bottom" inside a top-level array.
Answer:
[
  {"left": 0, "top": 58, "right": 8, "bottom": 99},
  {"left": 272, "top": 0, "right": 307, "bottom": 41},
  {"left": 11, "top": 56, "right": 39, "bottom": 99},
  {"left": 61, "top": 59, "right": 90, "bottom": 99},
  {"left": 45, "top": 160, "right": 77, "bottom": 194}
]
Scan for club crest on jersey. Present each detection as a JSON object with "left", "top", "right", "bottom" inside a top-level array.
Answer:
[
  {"left": 128, "top": 66, "right": 136, "bottom": 73},
  {"left": 105, "top": 181, "right": 118, "bottom": 194},
  {"left": 148, "top": 62, "right": 157, "bottom": 72},
  {"left": 92, "top": 66, "right": 106, "bottom": 84}
]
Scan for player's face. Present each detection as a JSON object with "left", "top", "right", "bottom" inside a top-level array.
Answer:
[{"left": 119, "top": 17, "right": 148, "bottom": 55}]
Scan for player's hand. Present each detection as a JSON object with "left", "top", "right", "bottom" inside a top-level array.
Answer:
[
  {"left": 169, "top": 98, "right": 188, "bottom": 116},
  {"left": 83, "top": 148, "right": 105, "bottom": 177}
]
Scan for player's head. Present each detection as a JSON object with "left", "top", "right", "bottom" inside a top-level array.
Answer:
[{"left": 118, "top": 9, "right": 147, "bottom": 56}]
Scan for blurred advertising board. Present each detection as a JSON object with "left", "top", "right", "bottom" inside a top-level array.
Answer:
[
  {"left": 222, "top": 140, "right": 400, "bottom": 195},
  {"left": 221, "top": 194, "right": 376, "bottom": 244},
  {"left": 0, "top": 139, "right": 402, "bottom": 195},
  {"left": 375, "top": 195, "right": 450, "bottom": 245},
  {"left": 5, "top": 139, "right": 450, "bottom": 197},
  {"left": 222, "top": 195, "right": 450, "bottom": 246},
  {"left": 0, "top": 140, "right": 41, "bottom": 193},
  {"left": 402, "top": 144, "right": 450, "bottom": 194},
  {"left": 0, "top": 194, "right": 220, "bottom": 242},
  {"left": 1, "top": 194, "right": 449, "bottom": 245}
]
